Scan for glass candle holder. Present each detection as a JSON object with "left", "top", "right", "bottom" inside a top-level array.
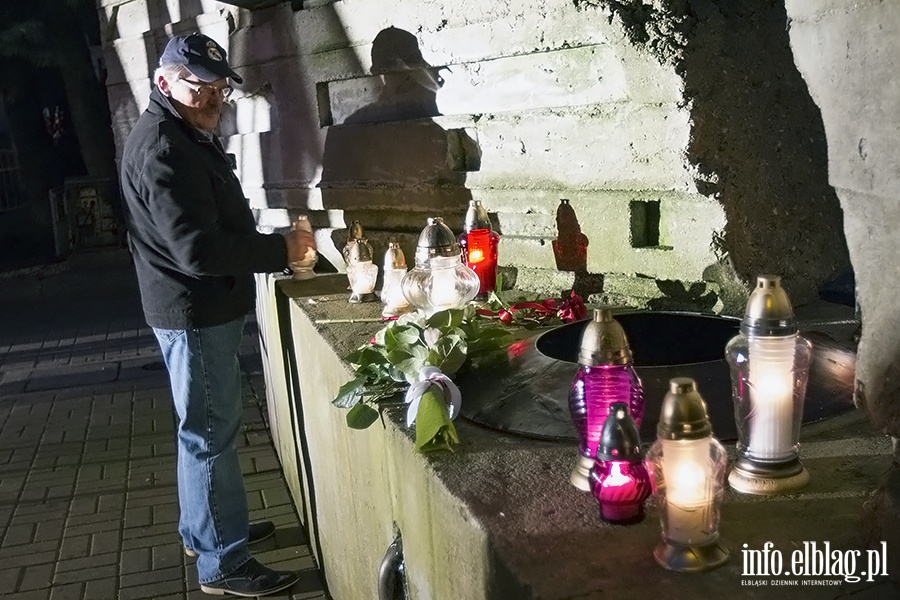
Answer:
[
  {"left": 457, "top": 200, "right": 500, "bottom": 301},
  {"left": 288, "top": 215, "right": 318, "bottom": 280},
  {"left": 726, "top": 275, "right": 813, "bottom": 495},
  {"left": 381, "top": 241, "right": 410, "bottom": 317},
  {"left": 347, "top": 260, "right": 378, "bottom": 303},
  {"left": 401, "top": 217, "right": 480, "bottom": 317},
  {"left": 568, "top": 309, "right": 644, "bottom": 491},
  {"left": 645, "top": 378, "right": 729, "bottom": 573},
  {"left": 589, "top": 403, "right": 650, "bottom": 524}
]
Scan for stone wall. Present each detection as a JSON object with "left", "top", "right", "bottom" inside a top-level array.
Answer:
[
  {"left": 786, "top": 0, "right": 900, "bottom": 453},
  {"left": 786, "top": 0, "right": 900, "bottom": 578},
  {"left": 98, "top": 0, "right": 849, "bottom": 313}
]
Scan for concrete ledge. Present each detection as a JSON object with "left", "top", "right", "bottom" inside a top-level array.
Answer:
[{"left": 273, "top": 274, "right": 897, "bottom": 599}]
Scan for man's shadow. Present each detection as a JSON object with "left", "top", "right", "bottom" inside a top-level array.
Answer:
[{"left": 319, "top": 27, "right": 478, "bottom": 264}]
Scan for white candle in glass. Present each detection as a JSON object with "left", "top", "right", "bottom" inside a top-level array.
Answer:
[
  {"left": 661, "top": 438, "right": 713, "bottom": 545},
  {"left": 381, "top": 267, "right": 409, "bottom": 316},
  {"left": 347, "top": 261, "right": 378, "bottom": 294},
  {"left": 747, "top": 334, "right": 796, "bottom": 459},
  {"left": 428, "top": 255, "right": 463, "bottom": 310}
]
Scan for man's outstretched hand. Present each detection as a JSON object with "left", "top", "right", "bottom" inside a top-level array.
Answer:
[{"left": 283, "top": 221, "right": 317, "bottom": 265}]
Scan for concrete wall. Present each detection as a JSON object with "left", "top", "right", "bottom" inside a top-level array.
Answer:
[
  {"left": 98, "top": 0, "right": 849, "bottom": 313},
  {"left": 786, "top": 0, "right": 900, "bottom": 453},
  {"left": 786, "top": 0, "right": 900, "bottom": 577}
]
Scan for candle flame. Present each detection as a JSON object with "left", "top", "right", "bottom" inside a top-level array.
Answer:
[{"left": 602, "top": 462, "right": 632, "bottom": 488}]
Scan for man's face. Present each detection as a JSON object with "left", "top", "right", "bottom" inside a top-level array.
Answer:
[{"left": 161, "top": 75, "right": 230, "bottom": 131}]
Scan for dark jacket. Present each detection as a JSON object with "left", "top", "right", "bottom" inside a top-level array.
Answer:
[{"left": 120, "top": 87, "right": 287, "bottom": 329}]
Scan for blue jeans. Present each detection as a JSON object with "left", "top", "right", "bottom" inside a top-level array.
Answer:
[{"left": 153, "top": 317, "right": 251, "bottom": 583}]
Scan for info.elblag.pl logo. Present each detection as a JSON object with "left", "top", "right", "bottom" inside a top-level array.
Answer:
[{"left": 741, "top": 541, "right": 889, "bottom": 586}]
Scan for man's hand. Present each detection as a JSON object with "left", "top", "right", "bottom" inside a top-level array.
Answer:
[{"left": 283, "top": 224, "right": 316, "bottom": 265}]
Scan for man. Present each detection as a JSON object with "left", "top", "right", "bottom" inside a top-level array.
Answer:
[{"left": 120, "top": 33, "right": 313, "bottom": 597}]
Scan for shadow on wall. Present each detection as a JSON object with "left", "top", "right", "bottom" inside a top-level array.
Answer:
[
  {"left": 596, "top": 0, "right": 850, "bottom": 306},
  {"left": 319, "top": 27, "right": 476, "bottom": 265},
  {"left": 682, "top": 0, "right": 850, "bottom": 303}
]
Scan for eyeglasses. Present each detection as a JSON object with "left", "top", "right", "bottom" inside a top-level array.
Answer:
[{"left": 177, "top": 79, "right": 233, "bottom": 99}]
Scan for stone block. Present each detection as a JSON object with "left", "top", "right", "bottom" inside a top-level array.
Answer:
[
  {"left": 105, "top": 36, "right": 155, "bottom": 86},
  {"left": 594, "top": 273, "right": 724, "bottom": 313},
  {"left": 789, "top": 4, "right": 900, "bottom": 200},
  {"left": 324, "top": 44, "right": 645, "bottom": 125},
  {"left": 461, "top": 104, "right": 693, "bottom": 191}
]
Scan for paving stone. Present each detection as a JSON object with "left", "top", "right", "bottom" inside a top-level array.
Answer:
[
  {"left": 0, "top": 566, "right": 22, "bottom": 591},
  {"left": 118, "top": 579, "right": 183, "bottom": 600},
  {"left": 48, "top": 582, "right": 83, "bottom": 600},
  {"left": 119, "top": 548, "right": 151, "bottom": 575},
  {"left": 90, "top": 530, "right": 121, "bottom": 556},
  {"left": 57, "top": 536, "right": 90, "bottom": 561},
  {"left": 3, "top": 522, "right": 36, "bottom": 546},
  {"left": 151, "top": 543, "right": 182, "bottom": 571},
  {"left": 0, "top": 551, "right": 58, "bottom": 569},
  {"left": 52, "top": 564, "right": 117, "bottom": 585},
  {"left": 119, "top": 565, "right": 183, "bottom": 589},
  {"left": 18, "top": 563, "right": 54, "bottom": 592},
  {"left": 8, "top": 590, "right": 52, "bottom": 600},
  {"left": 55, "top": 551, "right": 118, "bottom": 573},
  {"left": 83, "top": 577, "right": 117, "bottom": 600},
  {"left": 33, "top": 519, "right": 65, "bottom": 543}
]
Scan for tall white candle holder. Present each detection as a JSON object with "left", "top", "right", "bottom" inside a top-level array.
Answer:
[{"left": 725, "top": 275, "right": 813, "bottom": 495}]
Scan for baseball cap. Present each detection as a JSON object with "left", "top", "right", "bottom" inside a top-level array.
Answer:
[{"left": 159, "top": 33, "right": 243, "bottom": 84}]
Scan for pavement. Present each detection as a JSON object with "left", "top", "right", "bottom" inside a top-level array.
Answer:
[{"left": 0, "top": 248, "right": 328, "bottom": 600}]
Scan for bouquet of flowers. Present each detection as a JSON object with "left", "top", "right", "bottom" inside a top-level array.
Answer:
[{"left": 332, "top": 283, "right": 588, "bottom": 452}]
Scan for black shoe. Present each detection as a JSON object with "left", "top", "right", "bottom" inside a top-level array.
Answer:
[
  {"left": 200, "top": 558, "right": 299, "bottom": 597},
  {"left": 185, "top": 521, "right": 277, "bottom": 558}
]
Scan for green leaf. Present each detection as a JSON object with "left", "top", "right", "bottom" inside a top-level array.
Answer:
[
  {"left": 426, "top": 309, "right": 464, "bottom": 330},
  {"left": 495, "top": 270, "right": 504, "bottom": 293},
  {"left": 346, "top": 403, "right": 380, "bottom": 429},
  {"left": 385, "top": 324, "right": 421, "bottom": 351},
  {"left": 426, "top": 336, "right": 467, "bottom": 375},
  {"left": 332, "top": 376, "right": 367, "bottom": 408},
  {"left": 346, "top": 346, "right": 388, "bottom": 368},
  {"left": 414, "top": 387, "right": 458, "bottom": 451},
  {"left": 387, "top": 349, "right": 426, "bottom": 382}
]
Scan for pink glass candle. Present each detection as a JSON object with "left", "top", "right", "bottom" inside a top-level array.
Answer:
[
  {"left": 568, "top": 364, "right": 644, "bottom": 462},
  {"left": 590, "top": 460, "right": 651, "bottom": 523},
  {"left": 589, "top": 403, "right": 650, "bottom": 523}
]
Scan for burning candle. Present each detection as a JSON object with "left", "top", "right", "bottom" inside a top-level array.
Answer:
[
  {"left": 458, "top": 200, "right": 500, "bottom": 301},
  {"left": 746, "top": 335, "right": 796, "bottom": 457},
  {"left": 589, "top": 403, "right": 650, "bottom": 524},
  {"left": 568, "top": 309, "right": 644, "bottom": 492},
  {"left": 646, "top": 378, "right": 729, "bottom": 572},
  {"left": 658, "top": 438, "right": 713, "bottom": 545},
  {"left": 401, "top": 218, "right": 480, "bottom": 317},
  {"left": 726, "top": 275, "right": 813, "bottom": 495}
]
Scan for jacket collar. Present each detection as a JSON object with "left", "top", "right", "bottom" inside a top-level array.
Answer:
[{"left": 147, "top": 86, "right": 214, "bottom": 144}]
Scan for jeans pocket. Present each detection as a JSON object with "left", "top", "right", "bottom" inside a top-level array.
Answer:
[{"left": 154, "top": 327, "right": 186, "bottom": 347}]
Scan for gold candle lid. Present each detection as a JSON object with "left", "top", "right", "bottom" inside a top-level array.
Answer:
[
  {"left": 577, "top": 308, "right": 633, "bottom": 366},
  {"left": 346, "top": 238, "right": 373, "bottom": 263},
  {"left": 656, "top": 378, "right": 712, "bottom": 440},
  {"left": 741, "top": 275, "right": 797, "bottom": 336},
  {"left": 383, "top": 241, "right": 407, "bottom": 270}
]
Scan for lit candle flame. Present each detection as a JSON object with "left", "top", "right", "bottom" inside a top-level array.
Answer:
[{"left": 602, "top": 462, "right": 632, "bottom": 488}]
